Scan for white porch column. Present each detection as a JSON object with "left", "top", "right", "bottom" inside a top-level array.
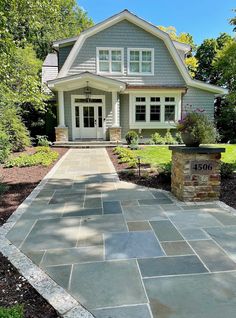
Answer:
[
  {"left": 112, "top": 91, "right": 119, "bottom": 127},
  {"left": 58, "top": 90, "right": 65, "bottom": 127}
]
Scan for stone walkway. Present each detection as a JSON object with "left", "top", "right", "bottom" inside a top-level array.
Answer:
[{"left": 6, "top": 149, "right": 236, "bottom": 318}]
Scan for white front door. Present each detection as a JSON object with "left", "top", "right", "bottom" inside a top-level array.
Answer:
[{"left": 73, "top": 104, "right": 105, "bottom": 139}]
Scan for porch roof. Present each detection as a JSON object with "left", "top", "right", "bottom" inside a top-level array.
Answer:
[{"left": 47, "top": 72, "right": 126, "bottom": 92}]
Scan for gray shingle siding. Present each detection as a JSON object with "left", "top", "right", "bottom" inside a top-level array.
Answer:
[
  {"left": 68, "top": 20, "right": 185, "bottom": 86},
  {"left": 183, "top": 87, "right": 215, "bottom": 119},
  {"left": 59, "top": 45, "right": 74, "bottom": 70}
]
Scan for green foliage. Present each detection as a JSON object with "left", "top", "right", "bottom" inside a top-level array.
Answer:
[
  {"left": 158, "top": 162, "right": 172, "bottom": 181},
  {"left": 0, "top": 131, "right": 12, "bottom": 163},
  {"left": 113, "top": 147, "right": 137, "bottom": 168},
  {"left": 176, "top": 110, "right": 217, "bottom": 144},
  {"left": 150, "top": 130, "right": 178, "bottom": 145},
  {"left": 125, "top": 130, "right": 138, "bottom": 145},
  {"left": 164, "top": 130, "right": 178, "bottom": 145},
  {"left": 157, "top": 25, "right": 198, "bottom": 76},
  {"left": 0, "top": 107, "right": 31, "bottom": 152},
  {"left": 215, "top": 94, "right": 236, "bottom": 143},
  {"left": 221, "top": 162, "right": 236, "bottom": 179},
  {"left": 0, "top": 305, "right": 23, "bottom": 318},
  {"left": 229, "top": 9, "right": 236, "bottom": 31},
  {"left": 5, "top": 147, "right": 59, "bottom": 168},
  {"left": 36, "top": 135, "right": 52, "bottom": 147},
  {"left": 213, "top": 41, "right": 236, "bottom": 92},
  {"left": 0, "top": 0, "right": 93, "bottom": 60},
  {"left": 195, "top": 33, "right": 233, "bottom": 84},
  {"left": 150, "top": 132, "right": 165, "bottom": 145}
]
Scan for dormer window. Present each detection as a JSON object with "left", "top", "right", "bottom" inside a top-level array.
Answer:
[
  {"left": 128, "top": 48, "right": 154, "bottom": 75},
  {"left": 97, "top": 48, "right": 124, "bottom": 74}
]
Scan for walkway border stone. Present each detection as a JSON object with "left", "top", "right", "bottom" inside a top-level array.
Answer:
[{"left": 0, "top": 149, "right": 94, "bottom": 318}]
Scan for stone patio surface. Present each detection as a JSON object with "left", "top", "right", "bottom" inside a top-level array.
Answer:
[{"left": 6, "top": 148, "right": 236, "bottom": 318}]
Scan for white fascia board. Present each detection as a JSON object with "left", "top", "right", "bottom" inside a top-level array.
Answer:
[
  {"left": 53, "top": 36, "right": 79, "bottom": 48},
  {"left": 188, "top": 80, "right": 228, "bottom": 94},
  {"left": 172, "top": 40, "right": 191, "bottom": 53},
  {"left": 47, "top": 73, "right": 126, "bottom": 92}
]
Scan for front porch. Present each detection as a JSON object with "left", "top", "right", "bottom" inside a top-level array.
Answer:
[{"left": 47, "top": 72, "right": 126, "bottom": 142}]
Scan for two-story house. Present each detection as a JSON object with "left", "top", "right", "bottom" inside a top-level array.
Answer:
[{"left": 42, "top": 10, "right": 227, "bottom": 142}]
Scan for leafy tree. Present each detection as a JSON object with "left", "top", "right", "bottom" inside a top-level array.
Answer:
[
  {"left": 213, "top": 41, "right": 236, "bottom": 142},
  {"left": 229, "top": 8, "right": 236, "bottom": 31},
  {"left": 214, "top": 40, "right": 236, "bottom": 91},
  {"left": 158, "top": 25, "right": 198, "bottom": 77},
  {"left": 0, "top": 0, "right": 93, "bottom": 59},
  {"left": 195, "top": 33, "right": 232, "bottom": 84}
]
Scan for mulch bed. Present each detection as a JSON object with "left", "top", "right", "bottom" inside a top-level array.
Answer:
[
  {"left": 107, "top": 147, "right": 236, "bottom": 209},
  {"left": 0, "top": 147, "right": 67, "bottom": 317},
  {"left": 0, "top": 147, "right": 67, "bottom": 225},
  {"left": 0, "top": 252, "right": 60, "bottom": 318}
]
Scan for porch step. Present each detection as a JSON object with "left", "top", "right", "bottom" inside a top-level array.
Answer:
[{"left": 53, "top": 141, "right": 122, "bottom": 148}]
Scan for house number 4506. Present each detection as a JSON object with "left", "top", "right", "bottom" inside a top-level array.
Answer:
[
  {"left": 192, "top": 163, "right": 213, "bottom": 171},
  {"left": 190, "top": 160, "right": 215, "bottom": 175}
]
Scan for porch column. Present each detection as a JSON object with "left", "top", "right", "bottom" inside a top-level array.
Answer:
[
  {"left": 58, "top": 90, "right": 65, "bottom": 127},
  {"left": 55, "top": 90, "right": 68, "bottom": 142},
  {"left": 112, "top": 91, "right": 119, "bottom": 127},
  {"left": 109, "top": 91, "right": 121, "bottom": 141}
]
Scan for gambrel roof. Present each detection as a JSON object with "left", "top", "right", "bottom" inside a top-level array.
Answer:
[{"left": 55, "top": 9, "right": 227, "bottom": 94}]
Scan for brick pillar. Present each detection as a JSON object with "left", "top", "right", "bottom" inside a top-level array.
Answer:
[
  {"left": 169, "top": 146, "right": 225, "bottom": 202},
  {"left": 109, "top": 127, "right": 121, "bottom": 142},
  {"left": 55, "top": 127, "right": 68, "bottom": 142}
]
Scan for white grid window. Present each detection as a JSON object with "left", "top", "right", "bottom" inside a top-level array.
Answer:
[
  {"left": 128, "top": 48, "right": 154, "bottom": 75},
  {"left": 97, "top": 48, "right": 123, "bottom": 74},
  {"left": 133, "top": 96, "right": 177, "bottom": 123}
]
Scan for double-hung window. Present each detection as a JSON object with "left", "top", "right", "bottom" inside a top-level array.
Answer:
[
  {"left": 128, "top": 48, "right": 154, "bottom": 75},
  {"left": 97, "top": 48, "right": 123, "bottom": 74},
  {"left": 135, "top": 97, "right": 146, "bottom": 121},
  {"left": 164, "top": 97, "right": 175, "bottom": 122}
]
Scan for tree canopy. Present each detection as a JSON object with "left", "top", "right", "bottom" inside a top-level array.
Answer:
[{"left": 158, "top": 25, "right": 198, "bottom": 77}]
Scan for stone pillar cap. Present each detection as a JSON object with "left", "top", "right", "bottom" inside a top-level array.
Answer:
[{"left": 169, "top": 146, "right": 225, "bottom": 154}]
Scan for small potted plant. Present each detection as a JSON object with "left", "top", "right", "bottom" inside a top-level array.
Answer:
[{"left": 176, "top": 107, "right": 217, "bottom": 147}]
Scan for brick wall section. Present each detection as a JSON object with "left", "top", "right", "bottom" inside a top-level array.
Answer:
[{"left": 171, "top": 149, "right": 223, "bottom": 202}]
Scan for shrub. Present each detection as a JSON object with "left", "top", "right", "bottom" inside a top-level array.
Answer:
[
  {"left": 36, "top": 135, "right": 52, "bottom": 147},
  {"left": 175, "top": 132, "right": 183, "bottom": 144},
  {"left": 113, "top": 146, "right": 137, "bottom": 167},
  {"left": 176, "top": 109, "right": 217, "bottom": 145},
  {"left": 158, "top": 162, "right": 172, "bottom": 181},
  {"left": 0, "top": 131, "right": 12, "bottom": 163},
  {"left": 150, "top": 132, "right": 165, "bottom": 145},
  {"left": 221, "top": 162, "right": 236, "bottom": 179},
  {"left": 163, "top": 130, "right": 178, "bottom": 144},
  {"left": 0, "top": 107, "right": 31, "bottom": 152},
  {"left": 5, "top": 147, "right": 59, "bottom": 168},
  {"left": 125, "top": 130, "right": 138, "bottom": 145},
  {"left": 0, "top": 305, "right": 23, "bottom": 318}
]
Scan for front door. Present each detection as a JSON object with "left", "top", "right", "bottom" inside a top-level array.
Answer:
[{"left": 73, "top": 104, "right": 104, "bottom": 139}]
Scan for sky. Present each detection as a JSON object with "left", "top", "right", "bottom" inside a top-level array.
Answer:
[{"left": 77, "top": 0, "right": 235, "bottom": 44}]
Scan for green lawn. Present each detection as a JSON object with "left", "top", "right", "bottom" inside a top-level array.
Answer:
[{"left": 134, "top": 144, "right": 236, "bottom": 167}]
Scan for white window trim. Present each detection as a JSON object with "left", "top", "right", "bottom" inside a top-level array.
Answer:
[
  {"left": 96, "top": 47, "right": 124, "bottom": 75},
  {"left": 129, "top": 92, "right": 181, "bottom": 129},
  {"left": 127, "top": 48, "right": 154, "bottom": 76}
]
